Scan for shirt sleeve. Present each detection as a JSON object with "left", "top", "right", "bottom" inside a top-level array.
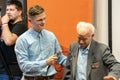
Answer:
[{"left": 53, "top": 35, "right": 67, "bottom": 66}]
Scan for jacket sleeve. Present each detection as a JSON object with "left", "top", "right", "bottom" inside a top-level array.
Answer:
[
  {"left": 63, "top": 44, "right": 72, "bottom": 80},
  {"left": 102, "top": 47, "right": 120, "bottom": 79}
]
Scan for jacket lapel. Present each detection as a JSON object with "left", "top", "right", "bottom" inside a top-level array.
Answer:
[
  {"left": 72, "top": 42, "right": 79, "bottom": 79},
  {"left": 87, "top": 40, "right": 96, "bottom": 79}
]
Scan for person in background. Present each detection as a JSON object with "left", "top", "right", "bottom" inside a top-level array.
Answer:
[
  {"left": 15, "top": 5, "right": 66, "bottom": 80},
  {"left": 0, "top": 16, "right": 2, "bottom": 35},
  {"left": 0, "top": 16, "right": 1, "bottom": 26},
  {"left": 63, "top": 21, "right": 120, "bottom": 80},
  {"left": 0, "top": 0, "right": 28, "bottom": 80}
]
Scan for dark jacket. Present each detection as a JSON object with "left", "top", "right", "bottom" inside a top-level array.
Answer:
[{"left": 63, "top": 40, "right": 120, "bottom": 80}]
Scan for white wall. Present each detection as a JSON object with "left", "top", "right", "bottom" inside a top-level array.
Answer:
[
  {"left": 112, "top": 0, "right": 120, "bottom": 61},
  {"left": 93, "top": 0, "right": 120, "bottom": 61},
  {"left": 92, "top": 0, "right": 108, "bottom": 45}
]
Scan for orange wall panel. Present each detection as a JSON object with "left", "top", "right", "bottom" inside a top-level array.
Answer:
[
  {"left": 27, "top": 0, "right": 92, "bottom": 54},
  {"left": 27, "top": 0, "right": 92, "bottom": 79}
]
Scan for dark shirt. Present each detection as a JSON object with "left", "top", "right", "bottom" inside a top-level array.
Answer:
[{"left": 0, "top": 20, "right": 27, "bottom": 76}]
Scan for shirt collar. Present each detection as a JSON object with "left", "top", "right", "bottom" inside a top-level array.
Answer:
[
  {"left": 79, "top": 42, "right": 91, "bottom": 54},
  {"left": 29, "top": 28, "right": 44, "bottom": 37}
]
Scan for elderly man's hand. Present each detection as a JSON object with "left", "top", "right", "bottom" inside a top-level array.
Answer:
[{"left": 104, "top": 75, "right": 117, "bottom": 80}]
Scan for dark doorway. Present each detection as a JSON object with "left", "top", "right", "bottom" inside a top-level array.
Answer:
[{"left": 108, "top": 0, "right": 112, "bottom": 52}]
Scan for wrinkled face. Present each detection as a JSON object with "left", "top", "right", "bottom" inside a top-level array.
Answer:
[
  {"left": 78, "top": 28, "right": 94, "bottom": 49},
  {"left": 29, "top": 12, "right": 46, "bottom": 32},
  {"left": 6, "top": 5, "right": 21, "bottom": 20}
]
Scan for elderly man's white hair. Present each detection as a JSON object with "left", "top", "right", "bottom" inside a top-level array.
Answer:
[{"left": 76, "top": 21, "right": 95, "bottom": 35}]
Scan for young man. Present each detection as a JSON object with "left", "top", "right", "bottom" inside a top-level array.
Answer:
[
  {"left": 15, "top": 5, "right": 66, "bottom": 80},
  {"left": 0, "top": 0, "right": 27, "bottom": 80},
  {"left": 63, "top": 21, "right": 120, "bottom": 80}
]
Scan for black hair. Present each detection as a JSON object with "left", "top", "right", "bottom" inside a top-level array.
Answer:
[{"left": 7, "top": 0, "right": 22, "bottom": 11}]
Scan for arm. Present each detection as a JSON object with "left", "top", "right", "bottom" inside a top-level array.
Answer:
[
  {"left": 15, "top": 37, "right": 47, "bottom": 73},
  {"left": 53, "top": 36, "right": 66, "bottom": 66},
  {"left": 62, "top": 45, "right": 72, "bottom": 80},
  {"left": 15, "top": 37, "right": 58, "bottom": 73},
  {"left": 1, "top": 14, "right": 17, "bottom": 46},
  {"left": 103, "top": 48, "right": 120, "bottom": 80}
]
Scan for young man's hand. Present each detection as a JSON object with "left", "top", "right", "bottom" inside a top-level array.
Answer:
[{"left": 46, "top": 55, "right": 58, "bottom": 65}]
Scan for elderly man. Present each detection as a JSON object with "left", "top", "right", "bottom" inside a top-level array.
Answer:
[{"left": 63, "top": 21, "right": 120, "bottom": 80}]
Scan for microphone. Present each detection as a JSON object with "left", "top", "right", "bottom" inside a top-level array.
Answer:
[
  {"left": 46, "top": 51, "right": 62, "bottom": 76},
  {"left": 54, "top": 50, "right": 62, "bottom": 57}
]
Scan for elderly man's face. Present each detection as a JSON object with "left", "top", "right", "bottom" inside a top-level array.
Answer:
[{"left": 78, "top": 28, "right": 94, "bottom": 49}]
